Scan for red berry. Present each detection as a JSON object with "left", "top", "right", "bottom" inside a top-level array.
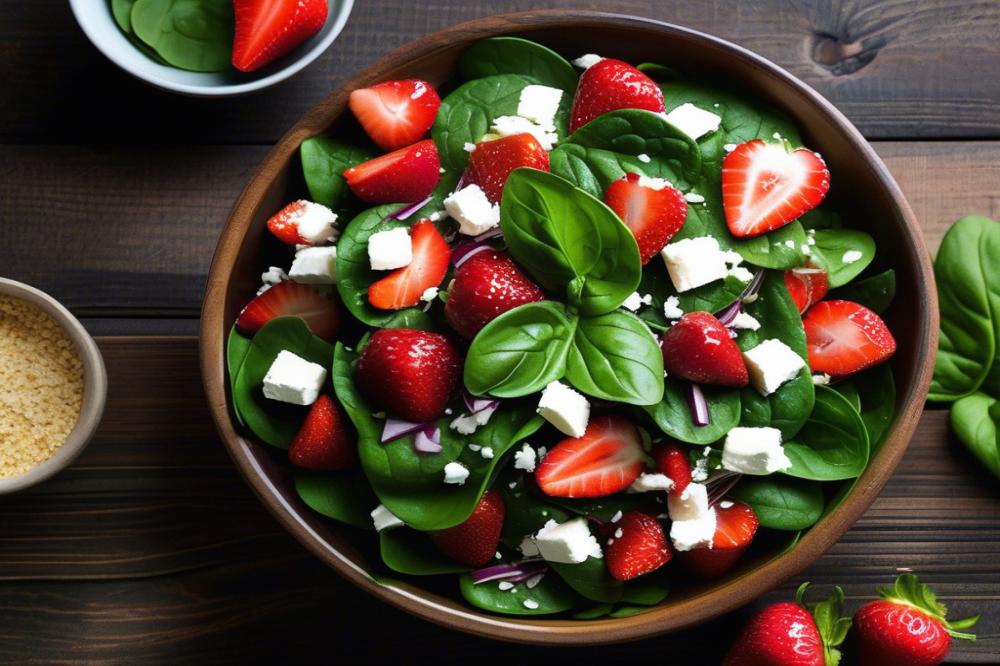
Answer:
[
  {"left": 652, "top": 442, "right": 692, "bottom": 497},
  {"left": 661, "top": 312, "right": 749, "bottom": 387},
  {"left": 288, "top": 395, "right": 357, "bottom": 471},
  {"left": 349, "top": 79, "right": 442, "bottom": 151},
  {"left": 680, "top": 500, "right": 759, "bottom": 578},
  {"left": 464, "top": 134, "right": 550, "bottom": 203},
  {"left": 236, "top": 281, "right": 341, "bottom": 341},
  {"left": 785, "top": 267, "right": 830, "bottom": 314},
  {"left": 803, "top": 300, "right": 896, "bottom": 376},
  {"left": 444, "top": 249, "right": 545, "bottom": 338},
  {"left": 604, "top": 173, "right": 688, "bottom": 264},
  {"left": 535, "top": 415, "right": 645, "bottom": 498},
  {"left": 569, "top": 58, "right": 664, "bottom": 133},
  {"left": 343, "top": 140, "right": 441, "bottom": 204},
  {"left": 368, "top": 220, "right": 450, "bottom": 311},
  {"left": 232, "top": 0, "right": 328, "bottom": 73},
  {"left": 605, "top": 512, "right": 672, "bottom": 581},
  {"left": 429, "top": 490, "right": 505, "bottom": 567}
]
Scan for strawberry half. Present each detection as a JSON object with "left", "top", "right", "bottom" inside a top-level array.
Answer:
[
  {"left": 785, "top": 266, "right": 830, "bottom": 314},
  {"left": 661, "top": 312, "right": 749, "bottom": 387},
  {"left": 803, "top": 299, "right": 896, "bottom": 376},
  {"left": 288, "top": 395, "right": 357, "bottom": 471},
  {"left": 464, "top": 134, "right": 550, "bottom": 203},
  {"left": 232, "top": 0, "right": 328, "bottom": 73},
  {"left": 349, "top": 79, "right": 442, "bottom": 151},
  {"left": 605, "top": 512, "right": 672, "bottom": 581},
  {"left": 652, "top": 442, "right": 692, "bottom": 497},
  {"left": 721, "top": 140, "right": 831, "bottom": 238},
  {"left": 680, "top": 499, "right": 759, "bottom": 578},
  {"left": 603, "top": 173, "right": 688, "bottom": 264},
  {"left": 429, "top": 490, "right": 505, "bottom": 567},
  {"left": 343, "top": 140, "right": 441, "bottom": 204},
  {"left": 236, "top": 281, "right": 341, "bottom": 340},
  {"left": 368, "top": 220, "right": 450, "bottom": 310},
  {"left": 355, "top": 328, "right": 460, "bottom": 422},
  {"left": 444, "top": 249, "right": 545, "bottom": 338},
  {"left": 535, "top": 415, "right": 645, "bottom": 498},
  {"left": 569, "top": 58, "right": 665, "bottom": 133}
]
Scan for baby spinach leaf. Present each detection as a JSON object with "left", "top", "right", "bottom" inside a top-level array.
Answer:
[
  {"left": 550, "top": 557, "right": 623, "bottom": 604},
  {"left": 379, "top": 528, "right": 470, "bottom": 575},
  {"left": 464, "top": 301, "right": 577, "bottom": 398},
  {"left": 799, "top": 208, "right": 842, "bottom": 231},
  {"left": 574, "top": 603, "right": 615, "bottom": 620},
  {"left": 930, "top": 216, "right": 1000, "bottom": 402},
  {"left": 564, "top": 310, "right": 664, "bottom": 405},
  {"left": 380, "top": 309, "right": 434, "bottom": 331},
  {"left": 131, "top": 0, "right": 233, "bottom": 72},
  {"left": 226, "top": 325, "right": 252, "bottom": 426},
  {"left": 636, "top": 62, "right": 678, "bottom": 80},
  {"left": 782, "top": 386, "right": 870, "bottom": 481},
  {"left": 832, "top": 381, "right": 861, "bottom": 412},
  {"left": 808, "top": 229, "right": 876, "bottom": 288},
  {"left": 620, "top": 574, "right": 671, "bottom": 606},
  {"left": 500, "top": 168, "right": 641, "bottom": 315},
  {"left": 459, "top": 571, "right": 579, "bottom": 616},
  {"left": 497, "top": 474, "right": 571, "bottom": 548},
  {"left": 543, "top": 495, "right": 653, "bottom": 523},
  {"left": 731, "top": 221, "right": 808, "bottom": 270},
  {"left": 300, "top": 136, "right": 376, "bottom": 210},
  {"left": 730, "top": 476, "right": 824, "bottom": 530},
  {"left": 828, "top": 269, "right": 896, "bottom": 314},
  {"left": 458, "top": 36, "right": 578, "bottom": 92},
  {"left": 637, "top": 262, "right": 746, "bottom": 332},
  {"left": 644, "top": 378, "right": 741, "bottom": 445},
  {"left": 853, "top": 364, "right": 897, "bottom": 453},
  {"left": 112, "top": 0, "right": 138, "bottom": 31},
  {"left": 950, "top": 392, "right": 1000, "bottom": 479},
  {"left": 294, "top": 470, "right": 378, "bottom": 531},
  {"left": 232, "top": 317, "right": 333, "bottom": 449},
  {"left": 331, "top": 343, "right": 381, "bottom": 442}
]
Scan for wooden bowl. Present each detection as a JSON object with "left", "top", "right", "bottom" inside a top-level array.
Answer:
[{"left": 200, "top": 10, "right": 936, "bottom": 644}]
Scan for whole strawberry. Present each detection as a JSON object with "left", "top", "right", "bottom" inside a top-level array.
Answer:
[
  {"left": 430, "top": 490, "right": 505, "bottom": 566},
  {"left": 661, "top": 312, "right": 749, "bottom": 387},
  {"left": 723, "top": 583, "right": 850, "bottom": 666},
  {"left": 569, "top": 58, "right": 664, "bottom": 133},
  {"left": 444, "top": 249, "right": 545, "bottom": 338},
  {"left": 853, "top": 574, "right": 979, "bottom": 666}
]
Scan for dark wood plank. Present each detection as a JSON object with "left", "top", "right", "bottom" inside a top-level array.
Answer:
[
  {"left": 0, "top": 338, "right": 995, "bottom": 662},
  {"left": 2, "top": 1, "right": 999, "bottom": 144}
]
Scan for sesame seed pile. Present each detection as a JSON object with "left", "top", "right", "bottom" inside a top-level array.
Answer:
[{"left": 0, "top": 295, "right": 84, "bottom": 479}]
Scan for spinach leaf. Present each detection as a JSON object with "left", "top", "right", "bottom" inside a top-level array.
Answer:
[
  {"left": 299, "top": 136, "right": 376, "bottom": 210},
  {"left": 828, "top": 269, "right": 896, "bottom": 314},
  {"left": 379, "top": 528, "right": 470, "bottom": 575},
  {"left": 500, "top": 168, "right": 641, "bottom": 315},
  {"left": 853, "top": 364, "right": 897, "bottom": 453},
  {"left": 131, "top": 0, "right": 233, "bottom": 72},
  {"left": 732, "top": 221, "right": 807, "bottom": 269},
  {"left": 112, "top": 0, "right": 137, "bottom": 31},
  {"left": 730, "top": 476, "right": 824, "bottom": 530},
  {"left": 930, "top": 216, "right": 1000, "bottom": 401},
  {"left": 294, "top": 470, "right": 378, "bottom": 530},
  {"left": 620, "top": 574, "right": 671, "bottom": 606},
  {"left": 497, "top": 473, "right": 571, "bottom": 548},
  {"left": 458, "top": 36, "right": 578, "bottom": 92},
  {"left": 226, "top": 325, "right": 252, "bottom": 426},
  {"left": 464, "top": 301, "right": 577, "bottom": 398},
  {"left": 331, "top": 343, "right": 381, "bottom": 442},
  {"left": 636, "top": 62, "right": 678, "bottom": 80},
  {"left": 637, "top": 261, "right": 746, "bottom": 332},
  {"left": 832, "top": 381, "right": 861, "bottom": 412},
  {"left": 782, "top": 386, "right": 870, "bottom": 481},
  {"left": 799, "top": 208, "right": 842, "bottom": 231},
  {"left": 380, "top": 309, "right": 434, "bottom": 331},
  {"left": 809, "top": 229, "right": 876, "bottom": 288},
  {"left": 564, "top": 310, "right": 664, "bottom": 405},
  {"left": 644, "top": 378, "right": 741, "bottom": 445},
  {"left": 232, "top": 317, "right": 333, "bottom": 449},
  {"left": 950, "top": 392, "right": 1000, "bottom": 479},
  {"left": 459, "top": 571, "right": 579, "bottom": 615},
  {"left": 550, "top": 557, "right": 623, "bottom": 604}
]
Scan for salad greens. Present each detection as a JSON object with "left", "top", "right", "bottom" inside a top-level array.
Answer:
[
  {"left": 130, "top": 0, "right": 234, "bottom": 72},
  {"left": 458, "top": 36, "right": 579, "bottom": 93},
  {"left": 300, "top": 137, "right": 377, "bottom": 211},
  {"left": 730, "top": 476, "right": 825, "bottom": 531},
  {"left": 782, "top": 387, "right": 870, "bottom": 481}
]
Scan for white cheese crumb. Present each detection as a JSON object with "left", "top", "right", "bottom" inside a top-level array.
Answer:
[
  {"left": 449, "top": 408, "right": 494, "bottom": 435},
  {"left": 722, "top": 427, "right": 792, "bottom": 475},
  {"left": 525, "top": 573, "right": 544, "bottom": 589},
  {"left": 367, "top": 227, "right": 412, "bottom": 271},
  {"left": 480, "top": 447, "right": 494, "bottom": 459},
  {"left": 684, "top": 192, "right": 705, "bottom": 203},
  {"left": 443, "top": 462, "right": 470, "bottom": 485},
  {"left": 572, "top": 53, "right": 604, "bottom": 69},
  {"left": 420, "top": 287, "right": 439, "bottom": 302},
  {"left": 610, "top": 510, "right": 623, "bottom": 523},
  {"left": 812, "top": 373, "right": 832, "bottom": 386},
  {"left": 842, "top": 249, "right": 863, "bottom": 264},
  {"left": 519, "top": 535, "right": 540, "bottom": 557},
  {"left": 723, "top": 143, "right": 737, "bottom": 152},
  {"left": 661, "top": 236, "right": 729, "bottom": 292},
  {"left": 371, "top": 504, "right": 405, "bottom": 532},
  {"left": 628, "top": 473, "right": 675, "bottom": 493},
  {"left": 490, "top": 115, "right": 558, "bottom": 151},
  {"left": 463, "top": 142, "right": 477, "bottom": 152},
  {"left": 443, "top": 184, "right": 501, "bottom": 236},
  {"left": 537, "top": 381, "right": 590, "bottom": 438},
  {"left": 637, "top": 153, "right": 652, "bottom": 163},
  {"left": 498, "top": 581, "right": 514, "bottom": 591},
  {"left": 731, "top": 311, "right": 761, "bottom": 331},
  {"left": 729, "top": 266, "right": 756, "bottom": 283},
  {"left": 523, "top": 599, "right": 540, "bottom": 610},
  {"left": 663, "top": 295, "right": 684, "bottom": 320},
  {"left": 517, "top": 84, "right": 564, "bottom": 127},
  {"left": 664, "top": 103, "right": 722, "bottom": 140},
  {"left": 513, "top": 443, "right": 537, "bottom": 472},
  {"left": 622, "top": 291, "right": 645, "bottom": 312},
  {"left": 743, "top": 339, "right": 806, "bottom": 396},
  {"left": 637, "top": 175, "right": 672, "bottom": 190},
  {"left": 534, "top": 517, "right": 603, "bottom": 563}
]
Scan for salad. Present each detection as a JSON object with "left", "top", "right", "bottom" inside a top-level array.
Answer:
[{"left": 226, "top": 37, "right": 899, "bottom": 618}]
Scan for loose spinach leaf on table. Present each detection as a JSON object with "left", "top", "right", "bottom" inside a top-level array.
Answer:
[
  {"left": 379, "top": 528, "right": 471, "bottom": 575},
  {"left": 828, "top": 269, "right": 896, "bottom": 314},
  {"left": 644, "top": 378, "right": 741, "bottom": 445},
  {"left": 730, "top": 476, "right": 824, "bottom": 530},
  {"left": 299, "top": 136, "right": 376, "bottom": 210},
  {"left": 294, "top": 470, "right": 378, "bottom": 530},
  {"left": 131, "top": 0, "right": 234, "bottom": 72},
  {"left": 781, "top": 386, "right": 870, "bottom": 481},
  {"left": 950, "top": 392, "right": 1000, "bottom": 479},
  {"left": 458, "top": 36, "right": 578, "bottom": 92},
  {"left": 459, "top": 572, "right": 579, "bottom": 616},
  {"left": 808, "top": 229, "right": 876, "bottom": 288}
]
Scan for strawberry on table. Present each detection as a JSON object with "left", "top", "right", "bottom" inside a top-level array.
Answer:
[
  {"left": 803, "top": 299, "right": 896, "bottom": 376},
  {"left": 343, "top": 140, "right": 441, "bottom": 203},
  {"left": 535, "top": 415, "right": 645, "bottom": 498},
  {"left": 661, "top": 312, "right": 750, "bottom": 387},
  {"left": 785, "top": 266, "right": 830, "bottom": 314},
  {"left": 444, "top": 249, "right": 545, "bottom": 338},
  {"left": 722, "top": 140, "right": 831, "bottom": 238},
  {"left": 429, "top": 490, "right": 505, "bottom": 567},
  {"left": 603, "top": 173, "right": 688, "bottom": 264},
  {"left": 349, "top": 79, "right": 442, "bottom": 151},
  {"left": 355, "top": 328, "right": 460, "bottom": 422},
  {"left": 232, "top": 0, "right": 328, "bottom": 73},
  {"left": 236, "top": 281, "right": 341, "bottom": 340},
  {"left": 368, "top": 220, "right": 450, "bottom": 310},
  {"left": 652, "top": 441, "right": 692, "bottom": 497},
  {"left": 464, "top": 135, "right": 550, "bottom": 203},
  {"left": 605, "top": 511, "right": 672, "bottom": 581},
  {"left": 288, "top": 395, "right": 357, "bottom": 471},
  {"left": 680, "top": 499, "right": 759, "bottom": 578},
  {"left": 569, "top": 58, "right": 665, "bottom": 133}
]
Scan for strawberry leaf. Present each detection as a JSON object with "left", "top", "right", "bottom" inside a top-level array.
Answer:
[
  {"left": 880, "top": 574, "right": 980, "bottom": 640},
  {"left": 797, "top": 583, "right": 850, "bottom": 666}
]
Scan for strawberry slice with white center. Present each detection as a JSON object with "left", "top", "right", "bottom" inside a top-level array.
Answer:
[
  {"left": 605, "top": 512, "right": 673, "bottom": 581},
  {"left": 535, "top": 415, "right": 645, "bottom": 498},
  {"left": 784, "top": 266, "right": 830, "bottom": 314},
  {"left": 604, "top": 173, "right": 688, "bottom": 264},
  {"left": 368, "top": 220, "right": 450, "bottom": 310},
  {"left": 343, "top": 140, "right": 441, "bottom": 204},
  {"left": 349, "top": 79, "right": 442, "bottom": 151},
  {"left": 236, "top": 281, "right": 341, "bottom": 340},
  {"left": 680, "top": 499, "right": 759, "bottom": 578},
  {"left": 722, "top": 140, "right": 831, "bottom": 238},
  {"left": 803, "top": 299, "right": 896, "bottom": 376}
]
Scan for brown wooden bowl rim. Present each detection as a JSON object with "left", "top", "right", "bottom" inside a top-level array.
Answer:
[{"left": 200, "top": 9, "right": 937, "bottom": 645}]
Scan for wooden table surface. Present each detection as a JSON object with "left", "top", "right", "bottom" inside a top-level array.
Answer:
[{"left": 2, "top": 1, "right": 999, "bottom": 663}]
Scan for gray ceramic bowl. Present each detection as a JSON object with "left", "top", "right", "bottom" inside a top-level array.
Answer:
[
  {"left": 68, "top": 0, "right": 354, "bottom": 97},
  {"left": 0, "top": 278, "right": 107, "bottom": 494}
]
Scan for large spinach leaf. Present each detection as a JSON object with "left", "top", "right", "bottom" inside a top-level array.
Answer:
[
  {"left": 782, "top": 386, "right": 870, "bottom": 481},
  {"left": 829, "top": 269, "right": 896, "bottom": 314},
  {"left": 644, "top": 378, "right": 741, "bottom": 445},
  {"left": 730, "top": 476, "right": 824, "bottom": 530},
  {"left": 226, "top": 325, "right": 252, "bottom": 426},
  {"left": 379, "top": 528, "right": 470, "bottom": 575},
  {"left": 852, "top": 364, "right": 897, "bottom": 453},
  {"left": 131, "top": 0, "right": 233, "bottom": 72},
  {"left": 549, "top": 557, "right": 623, "bottom": 604},
  {"left": 809, "top": 229, "right": 876, "bottom": 288},
  {"left": 459, "top": 571, "right": 579, "bottom": 616},
  {"left": 732, "top": 221, "right": 808, "bottom": 270},
  {"left": 458, "top": 36, "right": 578, "bottom": 92},
  {"left": 950, "top": 392, "right": 1000, "bottom": 479},
  {"left": 294, "top": 470, "right": 378, "bottom": 530},
  {"left": 299, "top": 136, "right": 376, "bottom": 210},
  {"left": 638, "top": 261, "right": 746, "bottom": 332}
]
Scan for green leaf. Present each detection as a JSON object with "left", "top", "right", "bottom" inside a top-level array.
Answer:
[
  {"left": 131, "top": 0, "right": 233, "bottom": 72},
  {"left": 879, "top": 574, "right": 979, "bottom": 639},
  {"left": 637, "top": 260, "right": 747, "bottom": 332},
  {"left": 950, "top": 392, "right": 1000, "bottom": 479},
  {"left": 497, "top": 472, "right": 571, "bottom": 548},
  {"left": 564, "top": 310, "right": 664, "bottom": 405},
  {"left": 294, "top": 470, "right": 378, "bottom": 530},
  {"left": 331, "top": 343, "right": 380, "bottom": 441},
  {"left": 831, "top": 381, "right": 861, "bottom": 412},
  {"left": 112, "top": 0, "right": 137, "bottom": 31},
  {"left": 854, "top": 364, "right": 897, "bottom": 453},
  {"left": 644, "top": 378, "right": 741, "bottom": 445},
  {"left": 226, "top": 325, "right": 252, "bottom": 426},
  {"left": 828, "top": 268, "right": 896, "bottom": 314},
  {"left": 802, "top": 584, "right": 850, "bottom": 666},
  {"left": 299, "top": 136, "right": 376, "bottom": 210},
  {"left": 799, "top": 208, "right": 842, "bottom": 231},
  {"left": 379, "top": 528, "right": 470, "bottom": 575},
  {"left": 458, "top": 36, "right": 578, "bottom": 92},
  {"left": 782, "top": 386, "right": 870, "bottom": 481},
  {"left": 464, "top": 301, "right": 577, "bottom": 398},
  {"left": 732, "top": 221, "right": 807, "bottom": 269},
  {"left": 459, "top": 571, "right": 579, "bottom": 616},
  {"left": 730, "top": 476, "right": 824, "bottom": 530},
  {"left": 549, "top": 557, "right": 623, "bottom": 604},
  {"left": 809, "top": 229, "right": 876, "bottom": 288}
]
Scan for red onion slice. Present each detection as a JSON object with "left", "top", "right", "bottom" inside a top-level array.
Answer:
[
  {"left": 470, "top": 558, "right": 547, "bottom": 584},
  {"left": 472, "top": 228, "right": 503, "bottom": 243},
  {"left": 453, "top": 243, "right": 492, "bottom": 269},
  {"left": 387, "top": 194, "right": 432, "bottom": 221},
  {"left": 413, "top": 424, "right": 442, "bottom": 454},
  {"left": 715, "top": 300, "right": 741, "bottom": 325},
  {"left": 707, "top": 471, "right": 742, "bottom": 507},
  {"left": 462, "top": 392, "right": 499, "bottom": 414},
  {"left": 381, "top": 418, "right": 426, "bottom": 443},
  {"left": 686, "top": 382, "right": 710, "bottom": 427}
]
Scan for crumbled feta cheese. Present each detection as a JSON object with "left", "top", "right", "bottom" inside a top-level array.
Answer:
[
  {"left": 667, "top": 482, "right": 710, "bottom": 522},
  {"left": 661, "top": 236, "right": 729, "bottom": 292},
  {"left": 525, "top": 573, "right": 544, "bottom": 589},
  {"left": 622, "top": 292, "right": 651, "bottom": 312},
  {"left": 729, "top": 266, "right": 755, "bottom": 283},
  {"left": 783, "top": 239, "right": 797, "bottom": 249},
  {"left": 449, "top": 408, "right": 495, "bottom": 435},
  {"left": 628, "top": 473, "right": 675, "bottom": 493},
  {"left": 731, "top": 312, "right": 761, "bottom": 331},
  {"left": 289, "top": 246, "right": 337, "bottom": 284},
  {"left": 807, "top": 235, "right": 816, "bottom": 246},
  {"left": 370, "top": 504, "right": 404, "bottom": 532},
  {"left": 490, "top": 115, "right": 558, "bottom": 151},
  {"left": 637, "top": 153, "right": 652, "bottom": 163},
  {"left": 463, "top": 142, "right": 477, "bottom": 152},
  {"left": 443, "top": 184, "right": 501, "bottom": 236},
  {"left": 261, "top": 350, "right": 327, "bottom": 406},
  {"left": 743, "top": 339, "right": 807, "bottom": 396},
  {"left": 517, "top": 85, "right": 564, "bottom": 127},
  {"left": 534, "top": 517, "right": 603, "bottom": 563},
  {"left": 664, "top": 103, "right": 722, "bottom": 140},
  {"left": 842, "top": 249, "right": 863, "bottom": 264},
  {"left": 684, "top": 192, "right": 705, "bottom": 203},
  {"left": 480, "top": 447, "right": 494, "bottom": 459},
  {"left": 572, "top": 53, "right": 603, "bottom": 69},
  {"left": 691, "top": 455, "right": 710, "bottom": 483},
  {"left": 427, "top": 210, "right": 445, "bottom": 222},
  {"left": 670, "top": 508, "right": 717, "bottom": 551},
  {"left": 537, "top": 446, "right": 548, "bottom": 461},
  {"left": 742, "top": 293, "right": 759, "bottom": 304},
  {"left": 722, "top": 427, "right": 792, "bottom": 474},
  {"left": 498, "top": 581, "right": 514, "bottom": 591},
  {"left": 663, "top": 295, "right": 684, "bottom": 320},
  {"left": 367, "top": 227, "right": 412, "bottom": 271},
  {"left": 443, "top": 462, "right": 470, "bottom": 485},
  {"left": 801, "top": 244, "right": 812, "bottom": 255},
  {"left": 610, "top": 510, "right": 623, "bottom": 523},
  {"left": 420, "top": 287, "right": 439, "bottom": 302},
  {"left": 519, "top": 535, "right": 540, "bottom": 557},
  {"left": 523, "top": 599, "right": 540, "bottom": 610},
  {"left": 723, "top": 143, "right": 737, "bottom": 152},
  {"left": 294, "top": 201, "right": 339, "bottom": 244},
  {"left": 537, "top": 381, "right": 590, "bottom": 438},
  {"left": 637, "top": 175, "right": 671, "bottom": 190},
  {"left": 467, "top": 444, "right": 481, "bottom": 452},
  {"left": 261, "top": 266, "right": 288, "bottom": 286},
  {"left": 772, "top": 131, "right": 783, "bottom": 140},
  {"left": 513, "top": 443, "right": 537, "bottom": 472},
  {"left": 719, "top": 500, "right": 734, "bottom": 509},
  {"left": 812, "top": 373, "right": 832, "bottom": 386}
]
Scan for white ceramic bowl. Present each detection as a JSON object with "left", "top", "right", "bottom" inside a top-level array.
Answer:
[{"left": 68, "top": 0, "right": 354, "bottom": 97}]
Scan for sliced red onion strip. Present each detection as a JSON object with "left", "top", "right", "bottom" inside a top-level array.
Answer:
[
  {"left": 452, "top": 243, "right": 492, "bottom": 269},
  {"left": 387, "top": 194, "right": 433, "bottom": 221},
  {"left": 506, "top": 568, "right": 547, "bottom": 584},
  {"left": 742, "top": 269, "right": 766, "bottom": 299},
  {"left": 413, "top": 424, "right": 442, "bottom": 454},
  {"left": 707, "top": 472, "right": 742, "bottom": 507},
  {"left": 381, "top": 418, "right": 426, "bottom": 443},
  {"left": 462, "top": 391, "right": 499, "bottom": 414},
  {"left": 472, "top": 228, "right": 503, "bottom": 243},
  {"left": 715, "top": 300, "right": 741, "bottom": 325},
  {"left": 470, "top": 558, "right": 546, "bottom": 584},
  {"left": 686, "top": 382, "right": 710, "bottom": 427}
]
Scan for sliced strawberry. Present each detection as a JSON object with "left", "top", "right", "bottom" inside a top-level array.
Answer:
[
  {"left": 348, "top": 79, "right": 442, "bottom": 151},
  {"left": 232, "top": 0, "right": 328, "bottom": 73},
  {"left": 785, "top": 266, "right": 830, "bottom": 314},
  {"left": 288, "top": 395, "right": 357, "bottom": 471},
  {"left": 355, "top": 328, "right": 460, "bottom": 422},
  {"left": 803, "top": 300, "right": 896, "bottom": 376},
  {"left": 604, "top": 173, "right": 688, "bottom": 264},
  {"left": 569, "top": 58, "right": 665, "bottom": 133},
  {"left": 722, "top": 140, "right": 831, "bottom": 238},
  {"left": 464, "top": 134, "right": 550, "bottom": 203},
  {"left": 681, "top": 499, "right": 759, "bottom": 578},
  {"left": 429, "top": 490, "right": 505, "bottom": 567},
  {"left": 265, "top": 200, "right": 337, "bottom": 246},
  {"left": 535, "top": 415, "right": 645, "bottom": 498},
  {"left": 661, "top": 312, "right": 749, "bottom": 387},
  {"left": 652, "top": 442, "right": 692, "bottom": 497},
  {"left": 368, "top": 220, "right": 450, "bottom": 310},
  {"left": 444, "top": 249, "right": 545, "bottom": 338},
  {"left": 236, "top": 281, "right": 341, "bottom": 340},
  {"left": 605, "top": 512, "right": 672, "bottom": 581},
  {"left": 343, "top": 140, "right": 441, "bottom": 204}
]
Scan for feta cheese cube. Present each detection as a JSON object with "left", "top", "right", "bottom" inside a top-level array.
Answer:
[
  {"left": 294, "top": 201, "right": 339, "bottom": 244},
  {"left": 261, "top": 350, "right": 327, "bottom": 406},
  {"left": 513, "top": 443, "right": 537, "bottom": 472},
  {"left": 667, "top": 482, "right": 710, "bottom": 522},
  {"left": 517, "top": 85, "right": 564, "bottom": 127},
  {"left": 622, "top": 292, "right": 646, "bottom": 312},
  {"left": 443, "top": 462, "right": 470, "bottom": 485},
  {"left": 537, "top": 381, "right": 590, "bottom": 437},
  {"left": 664, "top": 103, "right": 722, "bottom": 141},
  {"left": 722, "top": 427, "right": 792, "bottom": 474},
  {"left": 743, "top": 338, "right": 806, "bottom": 396},
  {"left": 572, "top": 53, "right": 603, "bottom": 69},
  {"left": 731, "top": 312, "right": 761, "bottom": 331},
  {"left": 670, "top": 508, "right": 717, "bottom": 552},
  {"left": 628, "top": 473, "right": 675, "bottom": 493},
  {"left": 443, "top": 184, "right": 501, "bottom": 236},
  {"left": 289, "top": 246, "right": 337, "bottom": 284},
  {"left": 534, "top": 517, "right": 603, "bottom": 563},
  {"left": 489, "top": 116, "right": 558, "bottom": 151},
  {"left": 367, "top": 227, "right": 412, "bottom": 271},
  {"left": 663, "top": 295, "right": 684, "bottom": 320},
  {"left": 371, "top": 504, "right": 404, "bottom": 532},
  {"left": 661, "top": 236, "right": 729, "bottom": 292}
]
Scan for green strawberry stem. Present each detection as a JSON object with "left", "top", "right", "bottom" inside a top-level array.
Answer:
[
  {"left": 796, "top": 582, "right": 851, "bottom": 666},
  {"left": 879, "top": 574, "right": 980, "bottom": 641}
]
